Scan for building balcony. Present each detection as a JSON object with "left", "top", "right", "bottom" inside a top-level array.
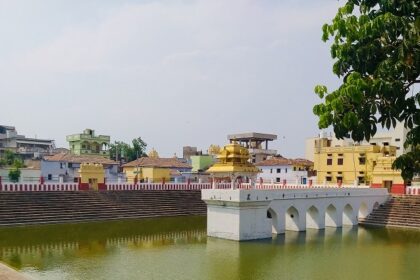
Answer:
[
  {"left": 248, "top": 148, "right": 277, "bottom": 155},
  {"left": 67, "top": 134, "right": 110, "bottom": 142}
]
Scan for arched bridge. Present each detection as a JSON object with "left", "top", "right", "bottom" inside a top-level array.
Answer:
[{"left": 202, "top": 188, "right": 388, "bottom": 241}]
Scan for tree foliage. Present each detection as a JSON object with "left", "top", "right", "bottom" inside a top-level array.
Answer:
[
  {"left": 8, "top": 168, "right": 21, "bottom": 183},
  {"left": 109, "top": 137, "right": 147, "bottom": 162},
  {"left": 314, "top": 0, "right": 419, "bottom": 180},
  {"left": 0, "top": 150, "right": 24, "bottom": 168}
]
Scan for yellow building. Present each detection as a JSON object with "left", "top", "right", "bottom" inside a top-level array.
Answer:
[
  {"left": 314, "top": 141, "right": 405, "bottom": 193},
  {"left": 122, "top": 157, "right": 191, "bottom": 183},
  {"left": 371, "top": 156, "right": 405, "bottom": 193},
  {"left": 79, "top": 163, "right": 105, "bottom": 190}
]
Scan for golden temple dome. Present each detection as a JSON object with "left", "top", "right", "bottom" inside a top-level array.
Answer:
[
  {"left": 208, "top": 144, "right": 221, "bottom": 156},
  {"left": 148, "top": 148, "right": 159, "bottom": 159},
  {"left": 207, "top": 141, "right": 260, "bottom": 175}
]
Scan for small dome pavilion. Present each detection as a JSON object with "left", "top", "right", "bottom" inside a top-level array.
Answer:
[{"left": 207, "top": 141, "right": 260, "bottom": 189}]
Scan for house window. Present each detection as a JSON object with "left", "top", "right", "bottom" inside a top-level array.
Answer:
[
  {"left": 337, "top": 158, "right": 344, "bottom": 165},
  {"left": 326, "top": 176, "right": 332, "bottom": 182},
  {"left": 358, "top": 176, "right": 365, "bottom": 184},
  {"left": 270, "top": 169, "right": 273, "bottom": 174},
  {"left": 336, "top": 176, "right": 343, "bottom": 182},
  {"left": 327, "top": 159, "right": 333, "bottom": 165},
  {"left": 285, "top": 168, "right": 287, "bottom": 173},
  {"left": 276, "top": 178, "right": 281, "bottom": 183},
  {"left": 395, "top": 138, "right": 400, "bottom": 142},
  {"left": 359, "top": 157, "right": 366, "bottom": 165},
  {"left": 60, "top": 163, "right": 64, "bottom": 169},
  {"left": 277, "top": 168, "right": 281, "bottom": 173},
  {"left": 48, "top": 174, "right": 52, "bottom": 180},
  {"left": 293, "top": 167, "right": 296, "bottom": 171},
  {"left": 68, "top": 163, "right": 73, "bottom": 168},
  {"left": 383, "top": 142, "right": 389, "bottom": 146}
]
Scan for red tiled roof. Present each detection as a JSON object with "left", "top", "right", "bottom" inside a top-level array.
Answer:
[
  {"left": 43, "top": 153, "right": 118, "bottom": 165},
  {"left": 122, "top": 157, "right": 192, "bottom": 169}
]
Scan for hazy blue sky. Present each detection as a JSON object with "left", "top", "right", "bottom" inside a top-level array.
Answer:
[{"left": 0, "top": 0, "right": 343, "bottom": 157}]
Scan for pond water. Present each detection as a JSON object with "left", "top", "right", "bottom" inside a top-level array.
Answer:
[{"left": 0, "top": 216, "right": 419, "bottom": 280}]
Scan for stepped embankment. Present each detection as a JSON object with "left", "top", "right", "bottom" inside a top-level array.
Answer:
[
  {"left": 360, "top": 195, "right": 420, "bottom": 229},
  {"left": 0, "top": 191, "right": 206, "bottom": 226}
]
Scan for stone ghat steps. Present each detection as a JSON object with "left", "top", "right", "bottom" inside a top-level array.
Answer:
[
  {"left": 0, "top": 191, "right": 207, "bottom": 226},
  {"left": 359, "top": 195, "right": 420, "bottom": 228}
]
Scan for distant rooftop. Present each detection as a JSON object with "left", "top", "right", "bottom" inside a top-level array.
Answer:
[
  {"left": 227, "top": 132, "right": 277, "bottom": 141},
  {"left": 44, "top": 153, "right": 118, "bottom": 165},
  {"left": 123, "top": 157, "right": 192, "bottom": 169}
]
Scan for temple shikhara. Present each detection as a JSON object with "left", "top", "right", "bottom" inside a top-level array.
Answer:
[{"left": 207, "top": 141, "right": 260, "bottom": 188}]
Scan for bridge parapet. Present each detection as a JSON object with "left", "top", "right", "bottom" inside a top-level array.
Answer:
[{"left": 202, "top": 188, "right": 389, "bottom": 241}]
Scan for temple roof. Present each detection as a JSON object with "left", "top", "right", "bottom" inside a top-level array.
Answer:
[{"left": 207, "top": 142, "right": 260, "bottom": 175}]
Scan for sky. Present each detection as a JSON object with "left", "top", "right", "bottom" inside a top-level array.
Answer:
[{"left": 0, "top": 0, "right": 343, "bottom": 158}]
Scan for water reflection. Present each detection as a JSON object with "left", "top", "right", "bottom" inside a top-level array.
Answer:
[
  {"left": 0, "top": 216, "right": 206, "bottom": 271},
  {"left": 0, "top": 218, "right": 419, "bottom": 280}
]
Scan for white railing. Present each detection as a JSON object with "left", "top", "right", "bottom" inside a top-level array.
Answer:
[
  {"left": 0, "top": 183, "right": 79, "bottom": 192},
  {"left": 0, "top": 182, "right": 371, "bottom": 192},
  {"left": 239, "top": 183, "right": 369, "bottom": 190},
  {"left": 406, "top": 186, "right": 420, "bottom": 195}
]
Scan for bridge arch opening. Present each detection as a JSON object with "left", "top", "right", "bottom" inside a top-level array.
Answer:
[
  {"left": 306, "top": 206, "right": 321, "bottom": 229},
  {"left": 267, "top": 208, "right": 281, "bottom": 234},
  {"left": 285, "top": 206, "right": 300, "bottom": 231},
  {"left": 359, "top": 202, "right": 369, "bottom": 219},
  {"left": 325, "top": 204, "right": 339, "bottom": 227},
  {"left": 343, "top": 204, "right": 356, "bottom": 226}
]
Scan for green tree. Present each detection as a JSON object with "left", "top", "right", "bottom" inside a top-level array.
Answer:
[
  {"left": 8, "top": 160, "right": 23, "bottom": 183},
  {"left": 109, "top": 137, "right": 147, "bottom": 162},
  {"left": 0, "top": 150, "right": 24, "bottom": 167},
  {"left": 4, "top": 150, "right": 18, "bottom": 165},
  {"left": 8, "top": 168, "right": 21, "bottom": 183},
  {"left": 314, "top": 0, "right": 419, "bottom": 180}
]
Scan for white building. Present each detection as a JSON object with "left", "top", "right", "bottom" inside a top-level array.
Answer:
[
  {"left": 256, "top": 157, "right": 313, "bottom": 184},
  {"left": 0, "top": 125, "right": 55, "bottom": 159},
  {"left": 305, "top": 122, "right": 408, "bottom": 161}
]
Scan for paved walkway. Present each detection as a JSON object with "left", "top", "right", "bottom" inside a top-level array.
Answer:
[{"left": 0, "top": 263, "right": 31, "bottom": 280}]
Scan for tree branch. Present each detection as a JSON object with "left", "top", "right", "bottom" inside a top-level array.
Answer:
[{"left": 405, "top": 79, "right": 420, "bottom": 89}]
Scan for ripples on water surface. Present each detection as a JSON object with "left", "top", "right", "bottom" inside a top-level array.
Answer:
[{"left": 0, "top": 216, "right": 419, "bottom": 280}]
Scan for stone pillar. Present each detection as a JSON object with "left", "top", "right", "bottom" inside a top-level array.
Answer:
[{"left": 230, "top": 174, "right": 236, "bottom": 190}]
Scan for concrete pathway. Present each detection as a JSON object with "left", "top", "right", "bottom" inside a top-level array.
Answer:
[{"left": 0, "top": 263, "right": 32, "bottom": 280}]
